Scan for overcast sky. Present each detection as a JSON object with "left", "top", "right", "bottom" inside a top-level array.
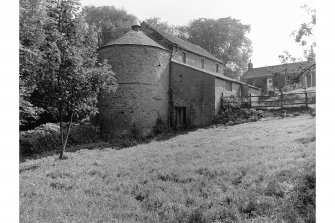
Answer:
[{"left": 81, "top": 0, "right": 315, "bottom": 68}]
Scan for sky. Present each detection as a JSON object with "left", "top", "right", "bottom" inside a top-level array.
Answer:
[{"left": 81, "top": 0, "right": 315, "bottom": 68}]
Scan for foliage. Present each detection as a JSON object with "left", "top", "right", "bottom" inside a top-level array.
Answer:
[
  {"left": 19, "top": 0, "right": 47, "bottom": 127},
  {"left": 20, "top": 123, "right": 100, "bottom": 157},
  {"left": 145, "top": 17, "right": 179, "bottom": 36},
  {"left": 145, "top": 16, "right": 252, "bottom": 79},
  {"left": 19, "top": 80, "right": 44, "bottom": 127},
  {"left": 108, "top": 137, "right": 138, "bottom": 149},
  {"left": 129, "top": 124, "right": 142, "bottom": 140},
  {"left": 152, "top": 117, "right": 169, "bottom": 135},
  {"left": 179, "top": 17, "right": 253, "bottom": 79},
  {"left": 214, "top": 97, "right": 263, "bottom": 125},
  {"left": 19, "top": 0, "right": 119, "bottom": 158},
  {"left": 274, "top": 4, "right": 316, "bottom": 91},
  {"left": 20, "top": 123, "right": 61, "bottom": 156},
  {"left": 292, "top": 5, "right": 316, "bottom": 47},
  {"left": 279, "top": 4, "right": 315, "bottom": 62},
  {"left": 81, "top": 5, "right": 133, "bottom": 47}
]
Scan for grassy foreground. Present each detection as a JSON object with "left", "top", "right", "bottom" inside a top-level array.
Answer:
[{"left": 20, "top": 115, "right": 315, "bottom": 223}]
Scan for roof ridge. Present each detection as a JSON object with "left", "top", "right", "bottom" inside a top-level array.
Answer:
[
  {"left": 250, "top": 61, "right": 310, "bottom": 70},
  {"left": 142, "top": 22, "right": 223, "bottom": 64},
  {"left": 242, "top": 61, "right": 314, "bottom": 79}
]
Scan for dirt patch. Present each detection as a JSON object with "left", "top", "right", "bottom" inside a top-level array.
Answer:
[{"left": 296, "top": 136, "right": 316, "bottom": 144}]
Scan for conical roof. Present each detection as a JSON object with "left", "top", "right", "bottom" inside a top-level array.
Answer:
[{"left": 101, "top": 30, "right": 167, "bottom": 50}]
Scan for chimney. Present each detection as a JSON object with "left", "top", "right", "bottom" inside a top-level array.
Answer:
[
  {"left": 248, "top": 60, "right": 253, "bottom": 71},
  {"left": 130, "top": 17, "right": 140, "bottom": 31}
]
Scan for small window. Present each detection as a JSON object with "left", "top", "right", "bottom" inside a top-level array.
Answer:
[
  {"left": 178, "top": 74, "right": 183, "bottom": 82},
  {"left": 182, "top": 52, "right": 186, "bottom": 63},
  {"left": 201, "top": 59, "right": 205, "bottom": 68},
  {"left": 216, "top": 64, "right": 219, "bottom": 73}
]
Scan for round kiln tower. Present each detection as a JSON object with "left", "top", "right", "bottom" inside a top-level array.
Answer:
[{"left": 97, "top": 19, "right": 171, "bottom": 139}]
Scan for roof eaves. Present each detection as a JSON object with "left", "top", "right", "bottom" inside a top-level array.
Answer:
[
  {"left": 174, "top": 46, "right": 224, "bottom": 65},
  {"left": 98, "top": 43, "right": 171, "bottom": 53},
  {"left": 171, "top": 59, "right": 243, "bottom": 84}
]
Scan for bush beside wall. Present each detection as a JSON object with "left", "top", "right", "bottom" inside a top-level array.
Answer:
[
  {"left": 214, "top": 97, "right": 264, "bottom": 125},
  {"left": 20, "top": 123, "right": 100, "bottom": 157}
]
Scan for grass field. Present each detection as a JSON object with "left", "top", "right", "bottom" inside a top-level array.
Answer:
[{"left": 20, "top": 115, "right": 315, "bottom": 223}]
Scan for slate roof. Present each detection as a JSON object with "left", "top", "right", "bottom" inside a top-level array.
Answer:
[
  {"left": 243, "top": 61, "right": 314, "bottom": 79},
  {"left": 100, "top": 30, "right": 168, "bottom": 51},
  {"left": 141, "top": 22, "right": 223, "bottom": 64},
  {"left": 171, "top": 59, "right": 244, "bottom": 84}
]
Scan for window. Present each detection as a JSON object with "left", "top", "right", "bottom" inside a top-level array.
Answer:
[
  {"left": 182, "top": 52, "right": 186, "bottom": 63},
  {"left": 178, "top": 74, "right": 183, "bottom": 82},
  {"left": 216, "top": 64, "right": 219, "bottom": 73},
  {"left": 201, "top": 59, "right": 205, "bottom": 68}
]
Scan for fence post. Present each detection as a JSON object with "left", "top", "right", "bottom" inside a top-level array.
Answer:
[
  {"left": 249, "top": 94, "right": 252, "bottom": 107},
  {"left": 280, "top": 92, "right": 284, "bottom": 109},
  {"left": 305, "top": 91, "right": 308, "bottom": 108}
]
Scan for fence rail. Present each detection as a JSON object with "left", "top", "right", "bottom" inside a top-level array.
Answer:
[{"left": 222, "top": 91, "right": 316, "bottom": 109}]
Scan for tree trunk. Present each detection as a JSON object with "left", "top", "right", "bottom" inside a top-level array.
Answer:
[
  {"left": 59, "top": 112, "right": 73, "bottom": 159},
  {"left": 59, "top": 104, "right": 64, "bottom": 159}
]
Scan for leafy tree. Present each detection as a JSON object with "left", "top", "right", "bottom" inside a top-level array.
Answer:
[
  {"left": 179, "top": 17, "right": 253, "bottom": 79},
  {"left": 145, "top": 17, "right": 180, "bottom": 35},
  {"left": 81, "top": 5, "right": 133, "bottom": 47},
  {"left": 19, "top": 0, "right": 118, "bottom": 158},
  {"left": 19, "top": 0, "right": 47, "bottom": 128},
  {"left": 292, "top": 5, "right": 316, "bottom": 47},
  {"left": 272, "top": 4, "right": 316, "bottom": 91},
  {"left": 144, "top": 17, "right": 252, "bottom": 79}
]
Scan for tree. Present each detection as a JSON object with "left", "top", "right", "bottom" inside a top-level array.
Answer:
[
  {"left": 292, "top": 5, "right": 316, "bottom": 47},
  {"left": 19, "top": 0, "right": 47, "bottom": 128},
  {"left": 19, "top": 0, "right": 118, "bottom": 159},
  {"left": 272, "top": 4, "right": 316, "bottom": 91},
  {"left": 145, "top": 17, "right": 179, "bottom": 36},
  {"left": 179, "top": 17, "right": 253, "bottom": 79},
  {"left": 81, "top": 5, "right": 133, "bottom": 47}
]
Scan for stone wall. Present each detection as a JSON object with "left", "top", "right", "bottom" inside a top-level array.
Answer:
[
  {"left": 98, "top": 45, "right": 171, "bottom": 138},
  {"left": 214, "top": 78, "right": 242, "bottom": 114},
  {"left": 170, "top": 61, "right": 215, "bottom": 127}
]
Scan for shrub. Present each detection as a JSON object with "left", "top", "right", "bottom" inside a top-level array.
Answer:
[
  {"left": 20, "top": 123, "right": 100, "bottom": 157},
  {"left": 20, "top": 123, "right": 61, "bottom": 156},
  {"left": 68, "top": 124, "right": 100, "bottom": 145},
  {"left": 129, "top": 124, "right": 142, "bottom": 140},
  {"left": 214, "top": 97, "right": 264, "bottom": 125},
  {"left": 108, "top": 137, "right": 138, "bottom": 149},
  {"left": 152, "top": 117, "right": 169, "bottom": 135}
]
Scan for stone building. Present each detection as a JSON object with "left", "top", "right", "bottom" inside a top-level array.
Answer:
[
  {"left": 242, "top": 61, "right": 316, "bottom": 94},
  {"left": 98, "top": 19, "right": 257, "bottom": 138}
]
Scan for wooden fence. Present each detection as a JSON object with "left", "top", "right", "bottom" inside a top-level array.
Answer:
[{"left": 222, "top": 91, "right": 316, "bottom": 109}]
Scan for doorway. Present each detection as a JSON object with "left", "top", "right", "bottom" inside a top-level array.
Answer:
[{"left": 174, "top": 107, "right": 186, "bottom": 129}]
